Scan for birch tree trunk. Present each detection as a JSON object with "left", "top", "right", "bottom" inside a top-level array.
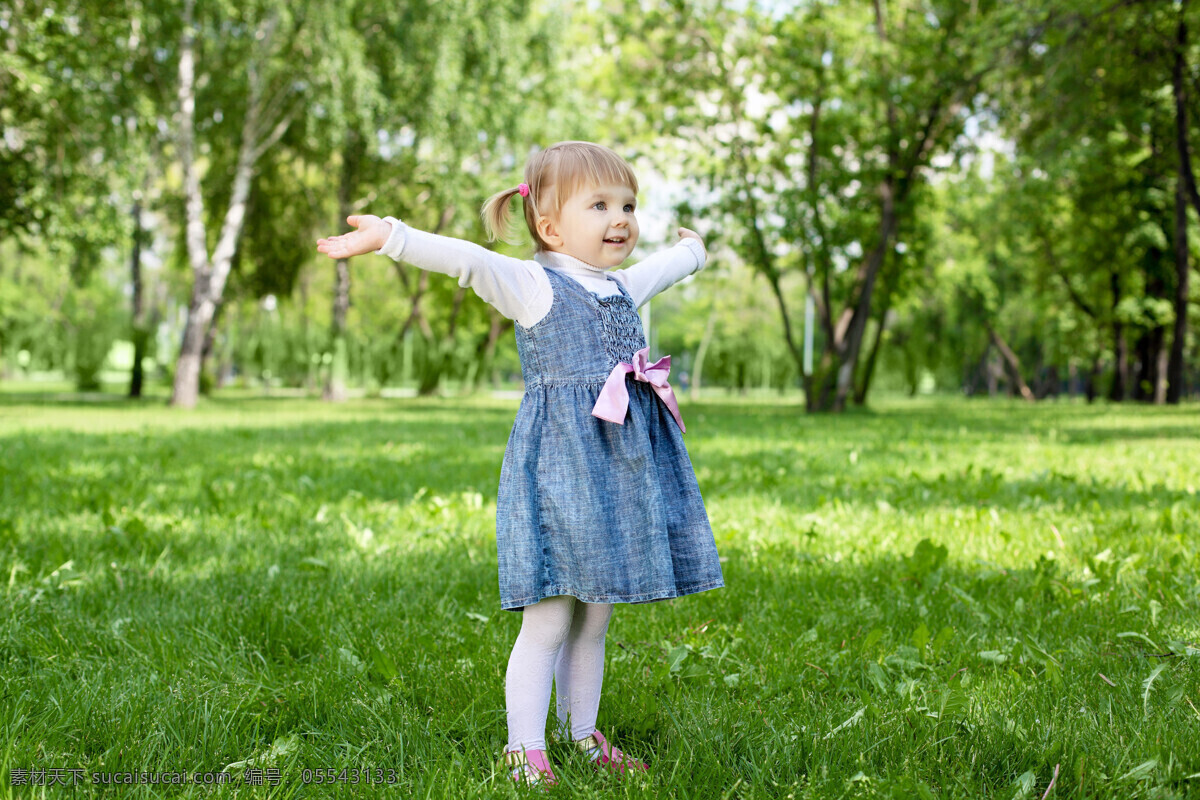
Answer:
[
  {"left": 324, "top": 130, "right": 362, "bottom": 402},
  {"left": 689, "top": 306, "right": 718, "bottom": 402},
  {"left": 170, "top": 0, "right": 295, "bottom": 407},
  {"left": 323, "top": 259, "right": 352, "bottom": 401}
]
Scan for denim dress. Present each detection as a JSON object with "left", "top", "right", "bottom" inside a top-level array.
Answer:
[{"left": 496, "top": 267, "right": 724, "bottom": 611}]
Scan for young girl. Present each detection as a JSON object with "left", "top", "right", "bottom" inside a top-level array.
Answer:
[{"left": 316, "top": 141, "right": 723, "bottom": 785}]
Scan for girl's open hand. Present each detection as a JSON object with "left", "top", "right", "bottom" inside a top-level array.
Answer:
[
  {"left": 678, "top": 227, "right": 707, "bottom": 259},
  {"left": 316, "top": 215, "right": 392, "bottom": 259}
]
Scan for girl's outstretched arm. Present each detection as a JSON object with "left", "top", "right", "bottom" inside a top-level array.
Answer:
[
  {"left": 317, "top": 213, "right": 551, "bottom": 327},
  {"left": 316, "top": 215, "right": 392, "bottom": 259}
]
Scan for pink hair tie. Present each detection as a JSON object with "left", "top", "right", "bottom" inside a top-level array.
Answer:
[{"left": 517, "top": 183, "right": 530, "bottom": 197}]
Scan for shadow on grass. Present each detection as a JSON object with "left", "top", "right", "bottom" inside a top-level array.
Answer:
[
  {"left": 4, "top": 401, "right": 1194, "bottom": 529},
  {"left": 703, "top": 445, "right": 1196, "bottom": 514},
  {"left": 1055, "top": 423, "right": 1200, "bottom": 444},
  {"left": 0, "top": 407, "right": 521, "bottom": 537},
  {"left": 687, "top": 398, "right": 1199, "bottom": 445},
  {"left": 0, "top": 391, "right": 159, "bottom": 409}
]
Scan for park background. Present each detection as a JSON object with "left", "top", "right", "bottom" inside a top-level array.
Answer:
[{"left": 2, "top": 1, "right": 1199, "bottom": 798}]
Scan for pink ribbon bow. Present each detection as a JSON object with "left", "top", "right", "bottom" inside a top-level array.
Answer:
[{"left": 591, "top": 347, "right": 686, "bottom": 432}]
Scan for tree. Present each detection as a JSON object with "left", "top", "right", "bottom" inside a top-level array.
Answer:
[
  {"left": 1003, "top": 0, "right": 1200, "bottom": 403},
  {"left": 599, "top": 0, "right": 1039, "bottom": 411},
  {"left": 342, "top": 0, "right": 568, "bottom": 397},
  {"left": 0, "top": 1, "right": 178, "bottom": 394},
  {"left": 1167, "top": 0, "right": 1200, "bottom": 403},
  {"left": 169, "top": 0, "right": 331, "bottom": 407}
]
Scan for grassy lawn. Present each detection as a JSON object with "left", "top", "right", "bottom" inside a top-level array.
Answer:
[{"left": 1, "top": 394, "right": 1197, "bottom": 798}]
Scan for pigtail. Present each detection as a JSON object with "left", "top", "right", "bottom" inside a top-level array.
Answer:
[{"left": 481, "top": 186, "right": 525, "bottom": 244}]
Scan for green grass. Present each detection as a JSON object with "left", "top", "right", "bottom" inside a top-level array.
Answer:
[{"left": 1, "top": 394, "right": 1198, "bottom": 798}]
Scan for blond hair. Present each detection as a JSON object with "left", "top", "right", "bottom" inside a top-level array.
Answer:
[{"left": 481, "top": 141, "right": 639, "bottom": 251}]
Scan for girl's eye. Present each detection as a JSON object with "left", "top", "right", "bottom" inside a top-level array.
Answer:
[
  {"left": 623, "top": 204, "right": 635, "bottom": 213},
  {"left": 593, "top": 202, "right": 607, "bottom": 211}
]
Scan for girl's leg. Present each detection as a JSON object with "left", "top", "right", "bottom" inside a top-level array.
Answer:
[
  {"left": 505, "top": 595, "right": 576, "bottom": 753},
  {"left": 553, "top": 601, "right": 614, "bottom": 740}
]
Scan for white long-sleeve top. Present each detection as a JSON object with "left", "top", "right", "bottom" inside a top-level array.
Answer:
[{"left": 375, "top": 217, "right": 707, "bottom": 329}]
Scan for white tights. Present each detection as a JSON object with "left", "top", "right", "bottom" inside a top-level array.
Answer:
[{"left": 505, "top": 596, "right": 613, "bottom": 752}]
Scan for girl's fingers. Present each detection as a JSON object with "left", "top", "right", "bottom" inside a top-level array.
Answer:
[{"left": 319, "top": 215, "right": 381, "bottom": 257}]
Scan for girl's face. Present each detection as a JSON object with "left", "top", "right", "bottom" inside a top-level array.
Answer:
[{"left": 538, "top": 183, "right": 640, "bottom": 269}]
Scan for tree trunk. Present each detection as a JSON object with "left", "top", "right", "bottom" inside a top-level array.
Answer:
[
  {"left": 834, "top": 190, "right": 895, "bottom": 411},
  {"left": 829, "top": 0, "right": 901, "bottom": 412},
  {"left": 854, "top": 285, "right": 892, "bottom": 405},
  {"left": 324, "top": 131, "right": 362, "bottom": 402},
  {"left": 1085, "top": 356, "right": 1102, "bottom": 403},
  {"left": 200, "top": 298, "right": 223, "bottom": 385},
  {"left": 170, "top": 0, "right": 206, "bottom": 407},
  {"left": 170, "top": 0, "right": 292, "bottom": 407},
  {"left": 1167, "top": 7, "right": 1193, "bottom": 404},
  {"left": 986, "top": 324, "right": 1035, "bottom": 401},
  {"left": 1167, "top": 174, "right": 1190, "bottom": 404},
  {"left": 690, "top": 306, "right": 718, "bottom": 402},
  {"left": 416, "top": 286, "right": 468, "bottom": 397},
  {"left": 471, "top": 311, "right": 512, "bottom": 390},
  {"left": 174, "top": 287, "right": 216, "bottom": 405},
  {"left": 1111, "top": 328, "right": 1128, "bottom": 401},
  {"left": 1109, "top": 268, "right": 1127, "bottom": 401},
  {"left": 128, "top": 200, "right": 147, "bottom": 398},
  {"left": 1154, "top": 340, "right": 1170, "bottom": 404},
  {"left": 1132, "top": 326, "right": 1167, "bottom": 402},
  {"left": 298, "top": 266, "right": 315, "bottom": 392},
  {"left": 324, "top": 258, "right": 352, "bottom": 400},
  {"left": 985, "top": 349, "right": 1000, "bottom": 396},
  {"left": 1133, "top": 240, "right": 1172, "bottom": 405}
]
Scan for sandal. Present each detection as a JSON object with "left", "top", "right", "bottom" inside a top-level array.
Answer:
[
  {"left": 575, "top": 730, "right": 648, "bottom": 774},
  {"left": 502, "top": 748, "right": 557, "bottom": 786}
]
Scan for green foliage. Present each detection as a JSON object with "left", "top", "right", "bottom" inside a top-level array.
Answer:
[
  {"left": 3, "top": 0, "right": 1199, "bottom": 403},
  {"left": 587, "top": 1, "right": 1053, "bottom": 409},
  {"left": 0, "top": 0, "right": 144, "bottom": 261},
  {"left": 62, "top": 275, "right": 126, "bottom": 391},
  {"left": 983, "top": 0, "right": 1200, "bottom": 400},
  {"left": 654, "top": 256, "right": 802, "bottom": 393},
  {"left": 0, "top": 240, "right": 133, "bottom": 386},
  {"left": 1, "top": 397, "right": 1198, "bottom": 798}
]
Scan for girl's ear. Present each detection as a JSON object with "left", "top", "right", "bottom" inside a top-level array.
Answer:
[{"left": 537, "top": 215, "right": 563, "bottom": 249}]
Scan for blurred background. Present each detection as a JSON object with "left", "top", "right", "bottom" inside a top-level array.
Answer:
[{"left": 1, "top": 0, "right": 1197, "bottom": 412}]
